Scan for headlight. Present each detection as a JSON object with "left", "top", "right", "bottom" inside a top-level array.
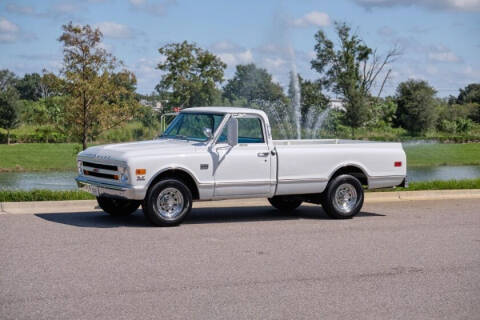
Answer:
[
  {"left": 77, "top": 160, "right": 82, "bottom": 175},
  {"left": 118, "top": 167, "right": 129, "bottom": 182}
]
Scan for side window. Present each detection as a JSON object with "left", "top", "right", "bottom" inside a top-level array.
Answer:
[{"left": 238, "top": 117, "right": 264, "bottom": 143}]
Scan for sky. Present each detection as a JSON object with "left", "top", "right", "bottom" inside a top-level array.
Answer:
[{"left": 0, "top": 0, "right": 479, "bottom": 98}]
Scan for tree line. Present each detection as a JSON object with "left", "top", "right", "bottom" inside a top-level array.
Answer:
[{"left": 1, "top": 22, "right": 479, "bottom": 148}]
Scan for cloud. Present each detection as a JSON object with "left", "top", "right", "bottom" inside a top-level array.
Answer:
[
  {"left": 97, "top": 22, "right": 134, "bottom": 39},
  {"left": 210, "top": 41, "right": 254, "bottom": 66},
  {"left": 427, "top": 45, "right": 461, "bottom": 63},
  {"left": 5, "top": 3, "right": 36, "bottom": 15},
  {"left": 263, "top": 57, "right": 287, "bottom": 69},
  {"left": 211, "top": 41, "right": 241, "bottom": 52},
  {"left": 218, "top": 50, "right": 254, "bottom": 66},
  {"left": 377, "top": 26, "right": 396, "bottom": 37},
  {"left": 129, "top": 0, "right": 176, "bottom": 15},
  {"left": 0, "top": 17, "right": 20, "bottom": 43},
  {"left": 129, "top": 57, "right": 163, "bottom": 93},
  {"left": 352, "top": 0, "right": 480, "bottom": 11},
  {"left": 50, "top": 1, "right": 81, "bottom": 16},
  {"left": 291, "top": 11, "right": 331, "bottom": 28}
]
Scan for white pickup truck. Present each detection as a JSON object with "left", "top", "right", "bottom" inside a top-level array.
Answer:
[{"left": 76, "top": 107, "right": 407, "bottom": 226}]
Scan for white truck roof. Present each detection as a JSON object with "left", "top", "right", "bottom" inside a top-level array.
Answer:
[{"left": 182, "top": 106, "right": 266, "bottom": 116}]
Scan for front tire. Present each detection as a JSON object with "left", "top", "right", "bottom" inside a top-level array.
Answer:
[
  {"left": 144, "top": 179, "right": 192, "bottom": 227},
  {"left": 268, "top": 196, "right": 302, "bottom": 212},
  {"left": 96, "top": 197, "right": 140, "bottom": 216},
  {"left": 321, "top": 174, "right": 364, "bottom": 219}
]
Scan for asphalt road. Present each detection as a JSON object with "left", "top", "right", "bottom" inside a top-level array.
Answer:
[{"left": 1, "top": 199, "right": 479, "bottom": 320}]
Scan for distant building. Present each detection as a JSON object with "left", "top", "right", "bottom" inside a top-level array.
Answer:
[
  {"left": 328, "top": 98, "right": 345, "bottom": 111},
  {"left": 139, "top": 99, "right": 163, "bottom": 112}
]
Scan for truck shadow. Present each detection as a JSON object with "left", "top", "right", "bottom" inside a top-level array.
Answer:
[{"left": 35, "top": 206, "right": 385, "bottom": 228}]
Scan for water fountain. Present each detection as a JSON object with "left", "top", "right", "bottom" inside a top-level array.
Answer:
[{"left": 252, "top": 70, "right": 331, "bottom": 140}]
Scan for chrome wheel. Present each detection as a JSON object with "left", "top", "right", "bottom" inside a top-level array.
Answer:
[
  {"left": 156, "top": 187, "right": 184, "bottom": 220},
  {"left": 333, "top": 183, "right": 357, "bottom": 214}
]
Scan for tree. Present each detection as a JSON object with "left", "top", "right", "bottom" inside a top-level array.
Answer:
[
  {"left": 0, "top": 87, "right": 20, "bottom": 144},
  {"left": 311, "top": 22, "right": 398, "bottom": 137},
  {"left": 156, "top": 41, "right": 226, "bottom": 109},
  {"left": 368, "top": 97, "right": 397, "bottom": 128},
  {"left": 288, "top": 73, "right": 328, "bottom": 126},
  {"left": 395, "top": 80, "right": 437, "bottom": 134},
  {"left": 223, "top": 64, "right": 286, "bottom": 104},
  {"left": 59, "top": 22, "right": 138, "bottom": 150},
  {"left": 457, "top": 83, "right": 480, "bottom": 105},
  {"left": 39, "top": 70, "right": 64, "bottom": 99},
  {"left": 0, "top": 69, "right": 17, "bottom": 92},
  {"left": 15, "top": 73, "right": 42, "bottom": 101}
]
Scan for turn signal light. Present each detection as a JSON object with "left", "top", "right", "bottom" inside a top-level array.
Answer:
[
  {"left": 394, "top": 161, "right": 402, "bottom": 167},
  {"left": 136, "top": 169, "right": 146, "bottom": 175}
]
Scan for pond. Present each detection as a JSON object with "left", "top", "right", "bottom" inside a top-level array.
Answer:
[{"left": 1, "top": 166, "right": 480, "bottom": 191}]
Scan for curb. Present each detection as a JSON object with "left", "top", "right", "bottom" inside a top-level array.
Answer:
[{"left": 1, "top": 189, "right": 480, "bottom": 215}]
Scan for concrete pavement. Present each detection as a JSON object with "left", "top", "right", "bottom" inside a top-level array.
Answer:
[{"left": 1, "top": 198, "right": 479, "bottom": 319}]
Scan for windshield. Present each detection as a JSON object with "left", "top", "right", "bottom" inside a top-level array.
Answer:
[{"left": 160, "top": 112, "right": 225, "bottom": 142}]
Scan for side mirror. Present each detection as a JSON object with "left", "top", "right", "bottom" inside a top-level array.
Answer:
[
  {"left": 203, "top": 127, "right": 213, "bottom": 140},
  {"left": 227, "top": 117, "right": 238, "bottom": 147}
]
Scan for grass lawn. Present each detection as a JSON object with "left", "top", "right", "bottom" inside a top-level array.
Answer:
[
  {"left": 404, "top": 143, "right": 480, "bottom": 167},
  {"left": 0, "top": 143, "right": 80, "bottom": 172},
  {"left": 0, "top": 142, "right": 479, "bottom": 172}
]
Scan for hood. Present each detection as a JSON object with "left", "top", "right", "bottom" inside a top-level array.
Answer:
[{"left": 78, "top": 138, "right": 204, "bottom": 162}]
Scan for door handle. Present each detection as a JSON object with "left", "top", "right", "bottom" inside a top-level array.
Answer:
[{"left": 257, "top": 152, "right": 269, "bottom": 157}]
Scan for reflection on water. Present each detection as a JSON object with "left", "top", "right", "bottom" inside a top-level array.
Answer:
[
  {"left": 0, "top": 171, "right": 78, "bottom": 191},
  {"left": 0, "top": 166, "right": 480, "bottom": 191},
  {"left": 408, "top": 166, "right": 480, "bottom": 182}
]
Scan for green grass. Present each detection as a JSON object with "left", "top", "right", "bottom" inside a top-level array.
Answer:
[
  {"left": 0, "top": 143, "right": 80, "bottom": 172},
  {"left": 404, "top": 143, "right": 480, "bottom": 167},
  {"left": 0, "top": 189, "right": 95, "bottom": 202},
  {"left": 1, "top": 179, "right": 479, "bottom": 201}
]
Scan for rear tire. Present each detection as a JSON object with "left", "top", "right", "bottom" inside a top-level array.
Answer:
[
  {"left": 321, "top": 174, "right": 364, "bottom": 219},
  {"left": 268, "top": 196, "right": 302, "bottom": 212},
  {"left": 96, "top": 197, "right": 140, "bottom": 216},
  {"left": 144, "top": 179, "right": 192, "bottom": 227}
]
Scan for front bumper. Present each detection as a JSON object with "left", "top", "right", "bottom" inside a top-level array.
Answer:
[{"left": 76, "top": 176, "right": 146, "bottom": 200}]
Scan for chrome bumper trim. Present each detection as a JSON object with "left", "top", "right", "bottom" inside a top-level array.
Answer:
[{"left": 76, "top": 176, "right": 146, "bottom": 200}]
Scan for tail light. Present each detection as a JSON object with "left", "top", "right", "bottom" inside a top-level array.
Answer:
[{"left": 394, "top": 161, "right": 402, "bottom": 167}]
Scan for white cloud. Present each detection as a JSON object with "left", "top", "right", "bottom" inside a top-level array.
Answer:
[
  {"left": 129, "top": 57, "right": 163, "bottom": 93},
  {"left": 129, "top": 0, "right": 176, "bottom": 15},
  {"left": 263, "top": 57, "right": 287, "bottom": 69},
  {"left": 0, "top": 17, "right": 20, "bottom": 43},
  {"left": 291, "top": 11, "right": 331, "bottom": 28},
  {"left": 5, "top": 4, "right": 36, "bottom": 15},
  {"left": 211, "top": 41, "right": 239, "bottom": 52},
  {"left": 129, "top": 0, "right": 147, "bottom": 5},
  {"left": 428, "top": 45, "right": 461, "bottom": 63},
  {"left": 219, "top": 50, "right": 254, "bottom": 66},
  {"left": 377, "top": 26, "right": 396, "bottom": 36},
  {"left": 97, "top": 22, "right": 134, "bottom": 39},
  {"left": 352, "top": 0, "right": 480, "bottom": 11},
  {"left": 51, "top": 2, "right": 80, "bottom": 15}
]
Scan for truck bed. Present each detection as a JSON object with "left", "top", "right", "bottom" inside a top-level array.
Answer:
[
  {"left": 273, "top": 139, "right": 406, "bottom": 195},
  {"left": 274, "top": 139, "right": 388, "bottom": 145}
]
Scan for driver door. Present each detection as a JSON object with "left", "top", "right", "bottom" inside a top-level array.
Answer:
[{"left": 213, "top": 116, "right": 272, "bottom": 198}]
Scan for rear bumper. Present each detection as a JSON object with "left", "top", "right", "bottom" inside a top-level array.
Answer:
[{"left": 76, "top": 176, "right": 146, "bottom": 200}]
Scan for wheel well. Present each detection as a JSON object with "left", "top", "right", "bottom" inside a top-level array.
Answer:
[
  {"left": 147, "top": 169, "right": 200, "bottom": 200},
  {"left": 330, "top": 166, "right": 368, "bottom": 186}
]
